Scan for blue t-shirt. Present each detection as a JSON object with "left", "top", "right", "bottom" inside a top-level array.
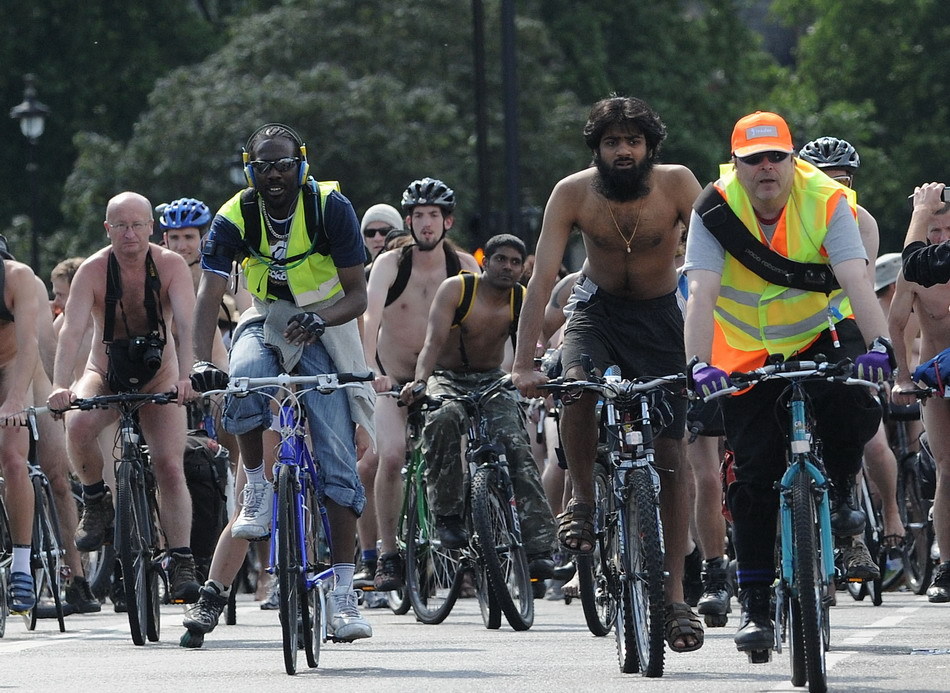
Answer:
[{"left": 202, "top": 188, "right": 366, "bottom": 301}]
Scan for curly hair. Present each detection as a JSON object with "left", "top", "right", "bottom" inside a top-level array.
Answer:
[{"left": 583, "top": 95, "right": 667, "bottom": 161}]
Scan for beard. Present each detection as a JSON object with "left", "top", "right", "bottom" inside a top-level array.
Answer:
[
  {"left": 593, "top": 155, "right": 654, "bottom": 202},
  {"left": 410, "top": 228, "right": 444, "bottom": 251}
]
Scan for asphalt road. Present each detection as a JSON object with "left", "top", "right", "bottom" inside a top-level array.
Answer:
[{"left": 3, "top": 586, "right": 949, "bottom": 692}]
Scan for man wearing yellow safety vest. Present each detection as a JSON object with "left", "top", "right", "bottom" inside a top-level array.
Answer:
[
  {"left": 682, "top": 112, "right": 892, "bottom": 655},
  {"left": 184, "top": 123, "right": 375, "bottom": 645}
]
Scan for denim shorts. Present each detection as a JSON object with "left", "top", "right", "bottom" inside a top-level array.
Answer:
[{"left": 223, "top": 322, "right": 364, "bottom": 515}]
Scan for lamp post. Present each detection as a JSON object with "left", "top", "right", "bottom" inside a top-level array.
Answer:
[{"left": 9, "top": 74, "right": 50, "bottom": 273}]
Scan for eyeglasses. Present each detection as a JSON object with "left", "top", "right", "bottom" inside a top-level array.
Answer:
[
  {"left": 107, "top": 221, "right": 151, "bottom": 233},
  {"left": 363, "top": 226, "right": 394, "bottom": 238},
  {"left": 247, "top": 157, "right": 300, "bottom": 174},
  {"left": 737, "top": 151, "right": 790, "bottom": 166},
  {"left": 831, "top": 174, "right": 853, "bottom": 188}
]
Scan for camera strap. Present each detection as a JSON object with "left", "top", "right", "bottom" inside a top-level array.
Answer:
[{"left": 103, "top": 250, "right": 166, "bottom": 344}]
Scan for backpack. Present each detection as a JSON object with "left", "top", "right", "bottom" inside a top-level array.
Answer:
[
  {"left": 912, "top": 346, "right": 950, "bottom": 397},
  {"left": 182, "top": 430, "right": 230, "bottom": 579},
  {"left": 451, "top": 271, "right": 525, "bottom": 347}
]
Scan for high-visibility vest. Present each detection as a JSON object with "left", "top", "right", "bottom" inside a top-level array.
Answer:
[{"left": 711, "top": 159, "right": 858, "bottom": 373}]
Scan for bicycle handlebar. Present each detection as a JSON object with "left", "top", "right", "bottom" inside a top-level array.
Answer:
[
  {"left": 205, "top": 371, "right": 374, "bottom": 396},
  {"left": 540, "top": 373, "right": 687, "bottom": 400},
  {"left": 703, "top": 360, "right": 880, "bottom": 402}
]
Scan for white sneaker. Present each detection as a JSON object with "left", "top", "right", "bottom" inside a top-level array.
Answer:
[
  {"left": 232, "top": 480, "right": 274, "bottom": 540},
  {"left": 327, "top": 589, "right": 373, "bottom": 642}
]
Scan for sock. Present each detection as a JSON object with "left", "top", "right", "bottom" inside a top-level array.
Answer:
[
  {"left": 12, "top": 545, "right": 30, "bottom": 574},
  {"left": 82, "top": 480, "right": 107, "bottom": 499},
  {"left": 362, "top": 549, "right": 378, "bottom": 564},
  {"left": 170, "top": 546, "right": 192, "bottom": 557},
  {"left": 205, "top": 579, "right": 231, "bottom": 598},
  {"left": 245, "top": 463, "right": 265, "bottom": 484},
  {"left": 333, "top": 563, "right": 355, "bottom": 592}
]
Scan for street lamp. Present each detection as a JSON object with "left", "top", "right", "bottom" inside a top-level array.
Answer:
[
  {"left": 9, "top": 74, "right": 50, "bottom": 273},
  {"left": 229, "top": 144, "right": 248, "bottom": 188}
]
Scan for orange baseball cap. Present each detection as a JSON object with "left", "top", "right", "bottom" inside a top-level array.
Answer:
[{"left": 731, "top": 111, "right": 794, "bottom": 157}]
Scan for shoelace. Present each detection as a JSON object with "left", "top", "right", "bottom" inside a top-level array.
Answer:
[
  {"left": 242, "top": 483, "right": 266, "bottom": 516},
  {"left": 332, "top": 591, "right": 360, "bottom": 617}
]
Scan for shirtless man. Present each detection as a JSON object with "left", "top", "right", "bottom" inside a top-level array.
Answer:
[
  {"left": 0, "top": 246, "right": 41, "bottom": 612},
  {"left": 362, "top": 178, "right": 479, "bottom": 591},
  {"left": 399, "top": 234, "right": 556, "bottom": 575},
  {"left": 891, "top": 188, "right": 950, "bottom": 602},
  {"left": 511, "top": 95, "right": 704, "bottom": 652},
  {"left": 48, "top": 191, "right": 200, "bottom": 603}
]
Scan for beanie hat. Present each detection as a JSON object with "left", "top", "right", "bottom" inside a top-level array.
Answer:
[{"left": 360, "top": 204, "right": 404, "bottom": 234}]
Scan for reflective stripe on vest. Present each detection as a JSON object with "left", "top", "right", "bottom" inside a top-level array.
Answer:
[
  {"left": 219, "top": 185, "right": 342, "bottom": 305},
  {"left": 711, "top": 159, "right": 858, "bottom": 373}
]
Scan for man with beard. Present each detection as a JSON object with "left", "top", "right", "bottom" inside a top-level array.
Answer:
[
  {"left": 512, "top": 95, "right": 705, "bottom": 653},
  {"left": 361, "top": 178, "right": 480, "bottom": 591},
  {"left": 398, "top": 234, "right": 556, "bottom": 573}
]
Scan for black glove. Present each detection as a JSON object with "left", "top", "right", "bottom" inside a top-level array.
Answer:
[
  {"left": 190, "top": 361, "right": 228, "bottom": 393},
  {"left": 288, "top": 311, "right": 326, "bottom": 339}
]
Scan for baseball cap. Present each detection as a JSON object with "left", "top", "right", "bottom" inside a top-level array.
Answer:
[
  {"left": 360, "top": 203, "right": 404, "bottom": 234},
  {"left": 874, "top": 253, "right": 902, "bottom": 293},
  {"left": 731, "top": 111, "right": 795, "bottom": 158}
]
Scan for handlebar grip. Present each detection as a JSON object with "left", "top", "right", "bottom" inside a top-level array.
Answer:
[{"left": 339, "top": 371, "right": 375, "bottom": 383}]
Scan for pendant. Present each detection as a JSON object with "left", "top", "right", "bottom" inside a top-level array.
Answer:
[{"left": 626, "top": 246, "right": 631, "bottom": 254}]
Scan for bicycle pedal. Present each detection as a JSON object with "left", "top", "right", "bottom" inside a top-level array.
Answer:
[{"left": 746, "top": 648, "right": 772, "bottom": 664}]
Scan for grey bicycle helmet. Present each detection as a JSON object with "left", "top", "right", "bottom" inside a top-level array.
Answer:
[
  {"left": 159, "top": 197, "right": 212, "bottom": 230},
  {"left": 401, "top": 177, "right": 456, "bottom": 213},
  {"left": 798, "top": 137, "right": 861, "bottom": 172}
]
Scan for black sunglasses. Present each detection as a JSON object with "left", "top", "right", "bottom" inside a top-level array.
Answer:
[
  {"left": 248, "top": 157, "right": 300, "bottom": 174},
  {"left": 363, "top": 226, "right": 394, "bottom": 238},
  {"left": 737, "top": 151, "right": 790, "bottom": 166}
]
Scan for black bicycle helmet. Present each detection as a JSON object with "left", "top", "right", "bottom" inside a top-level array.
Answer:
[
  {"left": 159, "top": 197, "right": 212, "bottom": 230},
  {"left": 401, "top": 177, "right": 456, "bottom": 213},
  {"left": 798, "top": 137, "right": 861, "bottom": 172}
]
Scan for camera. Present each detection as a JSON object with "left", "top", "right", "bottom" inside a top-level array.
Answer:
[
  {"left": 128, "top": 334, "right": 165, "bottom": 371},
  {"left": 906, "top": 186, "right": 950, "bottom": 208}
]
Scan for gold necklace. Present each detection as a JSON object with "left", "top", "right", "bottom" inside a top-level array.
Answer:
[{"left": 605, "top": 198, "right": 643, "bottom": 254}]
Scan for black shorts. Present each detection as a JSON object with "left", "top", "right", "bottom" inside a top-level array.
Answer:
[{"left": 562, "top": 284, "right": 687, "bottom": 439}]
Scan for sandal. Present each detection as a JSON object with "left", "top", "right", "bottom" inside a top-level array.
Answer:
[
  {"left": 664, "top": 601, "right": 704, "bottom": 653},
  {"left": 10, "top": 571, "right": 36, "bottom": 613},
  {"left": 881, "top": 534, "right": 905, "bottom": 551},
  {"left": 556, "top": 500, "right": 596, "bottom": 555}
]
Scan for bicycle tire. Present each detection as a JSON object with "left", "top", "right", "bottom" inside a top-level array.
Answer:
[
  {"left": 29, "top": 475, "right": 66, "bottom": 633},
  {"left": 624, "top": 467, "right": 666, "bottom": 678},
  {"left": 470, "top": 465, "right": 533, "bottom": 631},
  {"left": 899, "top": 456, "right": 934, "bottom": 594},
  {"left": 475, "top": 561, "right": 501, "bottom": 629},
  {"left": 788, "top": 596, "right": 807, "bottom": 687},
  {"left": 146, "top": 562, "right": 161, "bottom": 642},
  {"left": 301, "top": 479, "right": 324, "bottom": 669},
  {"left": 115, "top": 458, "right": 150, "bottom": 646},
  {"left": 276, "top": 466, "right": 302, "bottom": 675},
  {"left": 0, "top": 498, "right": 11, "bottom": 638},
  {"left": 85, "top": 543, "right": 116, "bottom": 602},
  {"left": 405, "top": 484, "right": 462, "bottom": 624},
  {"left": 578, "top": 464, "right": 615, "bottom": 637},
  {"left": 612, "top": 516, "right": 639, "bottom": 674},
  {"left": 791, "top": 471, "right": 828, "bottom": 693},
  {"left": 388, "top": 588, "right": 411, "bottom": 616}
]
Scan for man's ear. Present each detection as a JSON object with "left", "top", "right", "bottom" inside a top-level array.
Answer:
[{"left": 444, "top": 214, "right": 454, "bottom": 231}]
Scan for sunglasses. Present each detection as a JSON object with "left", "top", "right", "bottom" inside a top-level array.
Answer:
[
  {"left": 737, "top": 151, "right": 790, "bottom": 166},
  {"left": 831, "top": 174, "right": 853, "bottom": 187},
  {"left": 363, "top": 226, "right": 394, "bottom": 238},
  {"left": 248, "top": 157, "right": 300, "bottom": 174}
]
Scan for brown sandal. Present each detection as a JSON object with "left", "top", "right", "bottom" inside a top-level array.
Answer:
[
  {"left": 664, "top": 601, "right": 704, "bottom": 653},
  {"left": 556, "top": 500, "right": 596, "bottom": 555}
]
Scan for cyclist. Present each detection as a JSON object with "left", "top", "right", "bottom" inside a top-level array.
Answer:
[
  {"left": 399, "top": 233, "right": 557, "bottom": 578},
  {"left": 362, "top": 178, "right": 479, "bottom": 591},
  {"left": 799, "top": 136, "right": 901, "bottom": 576},
  {"left": 511, "top": 95, "right": 705, "bottom": 653},
  {"left": 47, "top": 191, "right": 201, "bottom": 604},
  {"left": 0, "top": 241, "right": 42, "bottom": 612},
  {"left": 889, "top": 186, "right": 950, "bottom": 602},
  {"left": 186, "top": 123, "right": 375, "bottom": 641},
  {"left": 683, "top": 111, "right": 891, "bottom": 654}
]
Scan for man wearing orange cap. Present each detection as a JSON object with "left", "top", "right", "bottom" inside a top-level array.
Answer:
[{"left": 683, "top": 112, "right": 891, "bottom": 654}]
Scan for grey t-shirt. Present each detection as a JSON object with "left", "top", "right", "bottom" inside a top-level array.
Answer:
[{"left": 683, "top": 196, "right": 867, "bottom": 274}]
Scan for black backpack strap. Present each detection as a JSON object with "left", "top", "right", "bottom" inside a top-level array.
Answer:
[
  {"left": 385, "top": 245, "right": 414, "bottom": 307},
  {"left": 0, "top": 259, "right": 12, "bottom": 323},
  {"left": 239, "top": 188, "right": 262, "bottom": 257},
  {"left": 444, "top": 243, "right": 461, "bottom": 277},
  {"left": 103, "top": 252, "right": 121, "bottom": 344},
  {"left": 695, "top": 184, "right": 840, "bottom": 294},
  {"left": 452, "top": 272, "right": 477, "bottom": 327},
  {"left": 103, "top": 250, "right": 164, "bottom": 344}
]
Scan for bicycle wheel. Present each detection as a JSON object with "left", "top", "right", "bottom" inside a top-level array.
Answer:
[
  {"left": 470, "top": 465, "right": 533, "bottom": 631},
  {"left": 405, "top": 483, "right": 462, "bottom": 624},
  {"left": 623, "top": 467, "right": 666, "bottom": 678},
  {"left": 475, "top": 561, "right": 501, "bottom": 629},
  {"left": 613, "top": 515, "right": 639, "bottom": 674},
  {"left": 788, "top": 594, "right": 807, "bottom": 687},
  {"left": 276, "top": 465, "right": 302, "bottom": 675},
  {"left": 85, "top": 543, "right": 116, "bottom": 602},
  {"left": 388, "top": 588, "right": 411, "bottom": 615},
  {"left": 899, "top": 456, "right": 934, "bottom": 594},
  {"left": 578, "top": 463, "right": 615, "bottom": 637},
  {"left": 145, "top": 562, "right": 161, "bottom": 642},
  {"left": 791, "top": 471, "right": 829, "bottom": 693},
  {"left": 28, "top": 475, "right": 66, "bottom": 633},
  {"left": 301, "top": 479, "right": 325, "bottom": 669},
  {"left": 0, "top": 498, "right": 11, "bottom": 638},
  {"left": 115, "top": 458, "right": 152, "bottom": 646}
]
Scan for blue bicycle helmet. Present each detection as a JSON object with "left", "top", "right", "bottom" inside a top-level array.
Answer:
[{"left": 159, "top": 197, "right": 212, "bottom": 230}]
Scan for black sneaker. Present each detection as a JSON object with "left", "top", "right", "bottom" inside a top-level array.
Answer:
[
  {"left": 829, "top": 477, "right": 866, "bottom": 537},
  {"left": 76, "top": 488, "right": 115, "bottom": 552},
  {"left": 698, "top": 556, "right": 734, "bottom": 617},
  {"left": 183, "top": 583, "right": 229, "bottom": 634},
  {"left": 927, "top": 561, "right": 950, "bottom": 603},
  {"left": 65, "top": 576, "right": 102, "bottom": 614},
  {"left": 734, "top": 585, "right": 774, "bottom": 651},
  {"left": 374, "top": 551, "right": 404, "bottom": 591},
  {"left": 435, "top": 515, "right": 468, "bottom": 550},
  {"left": 111, "top": 573, "right": 127, "bottom": 613},
  {"left": 168, "top": 552, "right": 201, "bottom": 603},
  {"left": 683, "top": 546, "right": 704, "bottom": 607}
]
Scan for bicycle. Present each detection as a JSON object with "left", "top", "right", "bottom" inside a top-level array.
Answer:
[
  {"left": 49, "top": 391, "right": 175, "bottom": 646},
  {"left": 180, "top": 370, "right": 373, "bottom": 676},
  {"left": 0, "top": 477, "right": 11, "bottom": 636},
  {"left": 705, "top": 358, "right": 880, "bottom": 693},
  {"left": 542, "top": 367, "right": 685, "bottom": 678}
]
